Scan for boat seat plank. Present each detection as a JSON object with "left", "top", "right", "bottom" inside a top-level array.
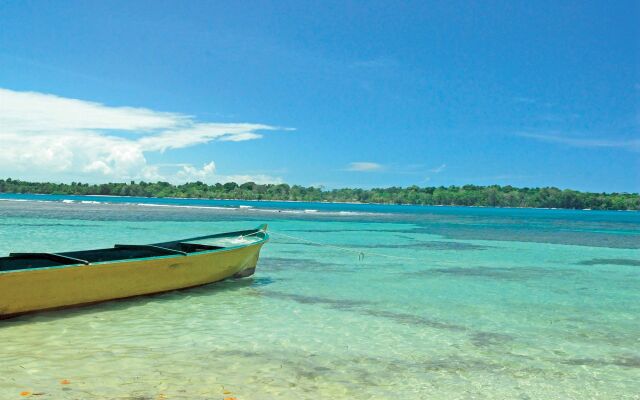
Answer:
[
  {"left": 178, "top": 242, "right": 224, "bottom": 252},
  {"left": 113, "top": 244, "right": 187, "bottom": 256},
  {"left": 8, "top": 253, "right": 90, "bottom": 265}
]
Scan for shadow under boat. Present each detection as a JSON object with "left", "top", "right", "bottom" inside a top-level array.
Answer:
[{"left": 0, "top": 275, "right": 277, "bottom": 326}]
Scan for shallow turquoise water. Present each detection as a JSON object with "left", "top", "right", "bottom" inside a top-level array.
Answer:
[{"left": 0, "top": 195, "right": 639, "bottom": 399}]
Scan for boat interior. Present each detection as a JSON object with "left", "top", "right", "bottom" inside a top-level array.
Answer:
[
  {"left": 0, "top": 240, "right": 225, "bottom": 272},
  {"left": 0, "top": 226, "right": 266, "bottom": 273}
]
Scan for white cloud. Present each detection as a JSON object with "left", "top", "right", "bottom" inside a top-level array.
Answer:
[
  {"left": 0, "top": 88, "right": 286, "bottom": 183},
  {"left": 176, "top": 161, "right": 217, "bottom": 181},
  {"left": 346, "top": 162, "right": 384, "bottom": 172},
  {"left": 137, "top": 123, "right": 273, "bottom": 152},
  {"left": 0, "top": 88, "right": 184, "bottom": 133},
  {"left": 428, "top": 164, "right": 447, "bottom": 173},
  {"left": 221, "top": 174, "right": 284, "bottom": 185},
  {"left": 167, "top": 162, "right": 282, "bottom": 184},
  {"left": 517, "top": 132, "right": 640, "bottom": 152},
  {"left": 218, "top": 132, "right": 264, "bottom": 142}
]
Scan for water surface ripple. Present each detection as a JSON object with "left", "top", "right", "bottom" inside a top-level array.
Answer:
[{"left": 0, "top": 195, "right": 639, "bottom": 399}]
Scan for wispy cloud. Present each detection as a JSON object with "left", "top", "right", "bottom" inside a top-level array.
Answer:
[
  {"left": 517, "top": 132, "right": 640, "bottom": 152},
  {"left": 428, "top": 163, "right": 447, "bottom": 173},
  {"left": 136, "top": 124, "right": 273, "bottom": 152},
  {"left": 343, "top": 162, "right": 447, "bottom": 179},
  {"left": 346, "top": 162, "right": 384, "bottom": 172},
  {"left": 0, "top": 88, "right": 287, "bottom": 183}
]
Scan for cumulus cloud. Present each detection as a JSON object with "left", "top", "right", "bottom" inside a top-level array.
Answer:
[
  {"left": 176, "top": 161, "right": 218, "bottom": 181},
  {"left": 0, "top": 88, "right": 285, "bottom": 183},
  {"left": 155, "top": 162, "right": 283, "bottom": 184},
  {"left": 346, "top": 162, "right": 384, "bottom": 172}
]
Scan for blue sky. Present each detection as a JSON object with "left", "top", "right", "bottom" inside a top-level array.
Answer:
[{"left": 0, "top": 1, "right": 638, "bottom": 192}]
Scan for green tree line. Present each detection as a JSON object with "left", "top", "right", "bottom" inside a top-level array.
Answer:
[{"left": 0, "top": 178, "right": 638, "bottom": 210}]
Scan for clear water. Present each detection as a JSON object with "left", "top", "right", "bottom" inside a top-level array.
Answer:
[{"left": 0, "top": 194, "right": 639, "bottom": 399}]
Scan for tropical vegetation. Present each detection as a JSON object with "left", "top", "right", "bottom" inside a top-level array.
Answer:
[{"left": 0, "top": 178, "right": 638, "bottom": 210}]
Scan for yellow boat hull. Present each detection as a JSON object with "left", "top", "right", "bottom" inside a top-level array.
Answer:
[{"left": 0, "top": 238, "right": 265, "bottom": 318}]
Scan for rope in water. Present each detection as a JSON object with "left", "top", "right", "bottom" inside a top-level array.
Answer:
[
  {"left": 245, "top": 229, "right": 466, "bottom": 266},
  {"left": 264, "top": 230, "right": 421, "bottom": 261}
]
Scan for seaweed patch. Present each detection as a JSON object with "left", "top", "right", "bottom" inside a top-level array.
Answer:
[
  {"left": 468, "top": 331, "right": 514, "bottom": 347},
  {"left": 360, "top": 309, "right": 467, "bottom": 331},
  {"left": 259, "top": 291, "right": 370, "bottom": 309},
  {"left": 259, "top": 291, "right": 518, "bottom": 348},
  {"left": 261, "top": 257, "right": 349, "bottom": 273},
  {"left": 562, "top": 355, "right": 640, "bottom": 368},
  {"left": 577, "top": 258, "right": 640, "bottom": 267},
  {"left": 411, "top": 266, "right": 563, "bottom": 281}
]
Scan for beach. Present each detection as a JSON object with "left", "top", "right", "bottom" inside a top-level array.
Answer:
[{"left": 1, "top": 194, "right": 639, "bottom": 399}]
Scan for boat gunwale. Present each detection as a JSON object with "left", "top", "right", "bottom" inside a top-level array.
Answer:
[{"left": 0, "top": 227, "right": 269, "bottom": 275}]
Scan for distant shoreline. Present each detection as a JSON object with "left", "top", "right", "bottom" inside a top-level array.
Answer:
[
  {"left": 1, "top": 191, "right": 638, "bottom": 213},
  {"left": 15, "top": 192, "right": 370, "bottom": 205},
  {"left": 1, "top": 178, "right": 638, "bottom": 211}
]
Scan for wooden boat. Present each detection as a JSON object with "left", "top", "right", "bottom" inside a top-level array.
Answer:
[{"left": 0, "top": 224, "right": 269, "bottom": 318}]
